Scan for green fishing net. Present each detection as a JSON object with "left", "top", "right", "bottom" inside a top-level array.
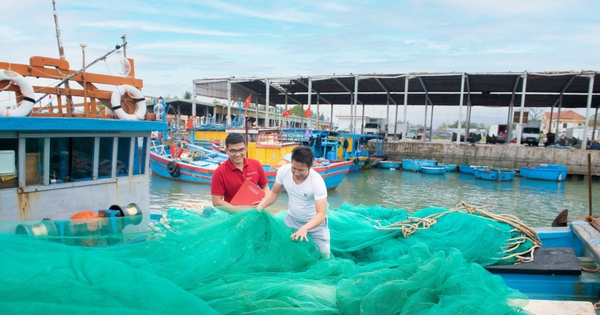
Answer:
[{"left": 0, "top": 203, "right": 533, "bottom": 314}]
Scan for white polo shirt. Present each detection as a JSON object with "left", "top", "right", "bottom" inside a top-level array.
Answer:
[{"left": 275, "top": 164, "right": 327, "bottom": 221}]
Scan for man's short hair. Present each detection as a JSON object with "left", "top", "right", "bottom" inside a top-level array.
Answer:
[
  {"left": 291, "top": 146, "right": 314, "bottom": 168},
  {"left": 225, "top": 133, "right": 245, "bottom": 148}
]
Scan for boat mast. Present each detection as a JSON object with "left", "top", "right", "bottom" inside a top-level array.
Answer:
[{"left": 52, "top": 0, "right": 74, "bottom": 115}]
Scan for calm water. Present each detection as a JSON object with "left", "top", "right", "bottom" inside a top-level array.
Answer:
[{"left": 150, "top": 169, "right": 600, "bottom": 227}]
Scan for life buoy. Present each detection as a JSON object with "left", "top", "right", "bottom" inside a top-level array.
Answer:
[
  {"left": 167, "top": 160, "right": 180, "bottom": 178},
  {"left": 0, "top": 69, "right": 35, "bottom": 117},
  {"left": 110, "top": 84, "right": 146, "bottom": 120}
]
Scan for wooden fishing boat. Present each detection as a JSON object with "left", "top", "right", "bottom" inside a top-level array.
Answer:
[
  {"left": 150, "top": 129, "right": 352, "bottom": 190},
  {"left": 264, "top": 159, "right": 352, "bottom": 190},
  {"left": 487, "top": 221, "right": 600, "bottom": 310},
  {"left": 0, "top": 43, "right": 165, "bottom": 235},
  {"left": 149, "top": 144, "right": 221, "bottom": 184}
]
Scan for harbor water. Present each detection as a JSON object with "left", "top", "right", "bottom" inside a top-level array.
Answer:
[{"left": 150, "top": 169, "right": 600, "bottom": 227}]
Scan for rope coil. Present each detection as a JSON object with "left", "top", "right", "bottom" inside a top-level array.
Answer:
[{"left": 373, "top": 201, "right": 542, "bottom": 263}]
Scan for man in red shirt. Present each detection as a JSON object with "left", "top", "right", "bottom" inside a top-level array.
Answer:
[{"left": 211, "top": 133, "right": 269, "bottom": 210}]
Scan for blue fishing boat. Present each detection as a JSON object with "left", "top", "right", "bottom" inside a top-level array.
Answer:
[
  {"left": 487, "top": 220, "right": 600, "bottom": 307},
  {"left": 474, "top": 167, "right": 517, "bottom": 181},
  {"left": 379, "top": 161, "right": 400, "bottom": 170},
  {"left": 520, "top": 164, "right": 568, "bottom": 181},
  {"left": 0, "top": 45, "right": 165, "bottom": 233},
  {"left": 263, "top": 160, "right": 352, "bottom": 190},
  {"left": 421, "top": 165, "right": 446, "bottom": 175},
  {"left": 151, "top": 141, "right": 352, "bottom": 190},
  {"left": 437, "top": 163, "right": 457, "bottom": 172},
  {"left": 402, "top": 158, "right": 436, "bottom": 171},
  {"left": 458, "top": 164, "right": 479, "bottom": 174},
  {"left": 149, "top": 144, "right": 221, "bottom": 184}
]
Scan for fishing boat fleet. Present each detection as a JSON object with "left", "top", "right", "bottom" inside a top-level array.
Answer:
[{"left": 380, "top": 157, "right": 568, "bottom": 184}]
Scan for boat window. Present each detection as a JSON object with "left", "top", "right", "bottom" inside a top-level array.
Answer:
[
  {"left": 0, "top": 138, "right": 18, "bottom": 189},
  {"left": 98, "top": 137, "right": 114, "bottom": 179},
  {"left": 117, "top": 137, "right": 131, "bottom": 176},
  {"left": 133, "top": 137, "right": 147, "bottom": 175},
  {"left": 25, "top": 138, "right": 43, "bottom": 186},
  {"left": 49, "top": 137, "right": 94, "bottom": 183},
  {"left": 1, "top": 134, "right": 150, "bottom": 190}
]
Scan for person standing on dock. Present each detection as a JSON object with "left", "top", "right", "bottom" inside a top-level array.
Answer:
[
  {"left": 256, "top": 146, "right": 330, "bottom": 258},
  {"left": 211, "top": 133, "right": 269, "bottom": 209}
]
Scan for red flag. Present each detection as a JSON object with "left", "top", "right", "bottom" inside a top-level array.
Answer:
[
  {"left": 243, "top": 94, "right": 251, "bottom": 108},
  {"left": 282, "top": 109, "right": 291, "bottom": 117},
  {"left": 303, "top": 105, "right": 311, "bottom": 118},
  {"left": 186, "top": 117, "right": 194, "bottom": 129}
]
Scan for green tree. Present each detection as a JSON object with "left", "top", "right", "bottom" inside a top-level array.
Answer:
[
  {"left": 448, "top": 120, "right": 480, "bottom": 128},
  {"left": 290, "top": 104, "right": 305, "bottom": 117},
  {"left": 588, "top": 114, "right": 600, "bottom": 125},
  {"left": 183, "top": 91, "right": 192, "bottom": 99},
  {"left": 526, "top": 108, "right": 544, "bottom": 121}
]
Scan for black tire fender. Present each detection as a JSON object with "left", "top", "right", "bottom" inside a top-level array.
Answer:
[{"left": 167, "top": 160, "right": 181, "bottom": 178}]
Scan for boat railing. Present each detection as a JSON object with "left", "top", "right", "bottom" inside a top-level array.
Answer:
[{"left": 0, "top": 54, "right": 150, "bottom": 119}]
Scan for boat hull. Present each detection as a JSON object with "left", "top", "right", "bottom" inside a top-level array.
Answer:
[
  {"left": 473, "top": 168, "right": 516, "bottom": 181},
  {"left": 421, "top": 166, "right": 446, "bottom": 175},
  {"left": 437, "top": 163, "right": 457, "bottom": 172},
  {"left": 151, "top": 150, "right": 352, "bottom": 190},
  {"left": 458, "top": 164, "right": 477, "bottom": 174},
  {"left": 379, "top": 161, "right": 400, "bottom": 170},
  {"left": 402, "top": 159, "right": 436, "bottom": 171},
  {"left": 149, "top": 151, "right": 218, "bottom": 184},
  {"left": 487, "top": 223, "right": 600, "bottom": 302},
  {"left": 264, "top": 161, "right": 352, "bottom": 190},
  {"left": 520, "top": 164, "right": 567, "bottom": 181}
]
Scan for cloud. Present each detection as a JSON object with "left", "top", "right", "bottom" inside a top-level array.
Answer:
[{"left": 81, "top": 20, "right": 245, "bottom": 37}]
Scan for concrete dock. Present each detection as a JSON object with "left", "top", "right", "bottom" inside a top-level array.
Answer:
[{"left": 383, "top": 140, "right": 600, "bottom": 178}]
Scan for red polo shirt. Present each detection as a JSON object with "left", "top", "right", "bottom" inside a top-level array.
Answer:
[{"left": 211, "top": 158, "right": 268, "bottom": 203}]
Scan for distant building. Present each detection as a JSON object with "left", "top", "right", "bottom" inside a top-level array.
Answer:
[
  {"left": 542, "top": 110, "right": 586, "bottom": 134},
  {"left": 335, "top": 115, "right": 369, "bottom": 132}
]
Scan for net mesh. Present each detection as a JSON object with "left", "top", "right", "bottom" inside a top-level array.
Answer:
[{"left": 0, "top": 203, "right": 534, "bottom": 314}]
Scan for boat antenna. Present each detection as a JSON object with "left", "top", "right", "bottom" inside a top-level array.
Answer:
[
  {"left": 121, "top": 34, "right": 127, "bottom": 57},
  {"left": 51, "top": 0, "right": 75, "bottom": 114},
  {"left": 35, "top": 43, "right": 128, "bottom": 108}
]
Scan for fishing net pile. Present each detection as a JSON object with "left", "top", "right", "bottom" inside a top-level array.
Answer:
[{"left": 0, "top": 202, "right": 538, "bottom": 314}]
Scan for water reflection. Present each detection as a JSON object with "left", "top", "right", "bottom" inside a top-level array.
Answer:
[
  {"left": 150, "top": 169, "right": 600, "bottom": 227},
  {"left": 518, "top": 178, "right": 566, "bottom": 194}
]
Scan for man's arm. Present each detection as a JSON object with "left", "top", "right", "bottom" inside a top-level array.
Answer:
[
  {"left": 211, "top": 195, "right": 248, "bottom": 213},
  {"left": 290, "top": 198, "right": 327, "bottom": 242},
  {"left": 256, "top": 182, "right": 283, "bottom": 211},
  {"left": 260, "top": 184, "right": 270, "bottom": 194}
]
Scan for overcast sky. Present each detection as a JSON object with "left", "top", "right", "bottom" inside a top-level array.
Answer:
[{"left": 1, "top": 0, "right": 598, "bottom": 127}]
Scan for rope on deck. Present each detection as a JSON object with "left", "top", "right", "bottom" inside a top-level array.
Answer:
[{"left": 373, "top": 201, "right": 542, "bottom": 263}]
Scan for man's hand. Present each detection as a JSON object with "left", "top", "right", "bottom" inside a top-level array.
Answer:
[
  {"left": 291, "top": 227, "right": 309, "bottom": 242},
  {"left": 255, "top": 202, "right": 264, "bottom": 211}
]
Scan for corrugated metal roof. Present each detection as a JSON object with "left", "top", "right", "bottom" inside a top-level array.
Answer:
[{"left": 194, "top": 71, "right": 599, "bottom": 109}]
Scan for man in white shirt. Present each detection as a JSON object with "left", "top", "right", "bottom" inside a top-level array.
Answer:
[{"left": 256, "top": 146, "right": 330, "bottom": 258}]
